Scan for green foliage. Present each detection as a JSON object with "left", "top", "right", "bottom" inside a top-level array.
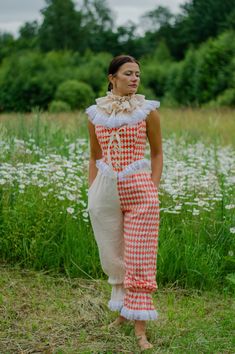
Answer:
[
  {"left": 162, "top": 31, "right": 235, "bottom": 107},
  {"left": 194, "top": 32, "right": 235, "bottom": 104},
  {"left": 137, "top": 84, "right": 157, "bottom": 100},
  {"left": 140, "top": 62, "right": 168, "bottom": 98},
  {"left": 216, "top": 89, "right": 235, "bottom": 106},
  {"left": 1, "top": 0, "right": 235, "bottom": 63},
  {"left": 55, "top": 80, "right": 95, "bottom": 109},
  {"left": 0, "top": 50, "right": 86, "bottom": 112},
  {"left": 73, "top": 52, "right": 112, "bottom": 92},
  {"left": 0, "top": 0, "right": 235, "bottom": 111},
  {"left": 49, "top": 100, "right": 71, "bottom": 112},
  {"left": 179, "top": 0, "right": 235, "bottom": 44},
  {"left": 170, "top": 49, "right": 198, "bottom": 106},
  {"left": 0, "top": 51, "right": 53, "bottom": 112},
  {"left": 16, "top": 21, "right": 39, "bottom": 51},
  {"left": 39, "top": 0, "right": 83, "bottom": 52},
  {"left": 205, "top": 89, "right": 235, "bottom": 108},
  {"left": 0, "top": 33, "right": 15, "bottom": 62}
]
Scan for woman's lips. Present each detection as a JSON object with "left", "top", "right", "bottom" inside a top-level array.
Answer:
[{"left": 129, "top": 84, "right": 137, "bottom": 87}]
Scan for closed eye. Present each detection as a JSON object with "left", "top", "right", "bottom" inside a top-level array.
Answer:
[{"left": 125, "top": 71, "right": 141, "bottom": 77}]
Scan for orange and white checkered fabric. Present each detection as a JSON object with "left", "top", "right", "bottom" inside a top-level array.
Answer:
[{"left": 94, "top": 120, "right": 160, "bottom": 320}]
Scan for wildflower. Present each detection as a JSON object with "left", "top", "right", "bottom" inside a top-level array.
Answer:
[
  {"left": 57, "top": 195, "right": 65, "bottom": 201},
  {"left": 230, "top": 227, "right": 235, "bottom": 234},
  {"left": 192, "top": 208, "right": 200, "bottom": 215},
  {"left": 67, "top": 193, "right": 76, "bottom": 201},
  {"left": 225, "top": 204, "right": 235, "bottom": 209},
  {"left": 82, "top": 211, "right": 89, "bottom": 218},
  {"left": 198, "top": 200, "right": 207, "bottom": 207},
  {"left": 67, "top": 207, "right": 74, "bottom": 214}
]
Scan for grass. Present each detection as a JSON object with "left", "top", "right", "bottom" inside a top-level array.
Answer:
[
  {"left": 0, "top": 107, "right": 235, "bottom": 147},
  {"left": 0, "top": 264, "right": 234, "bottom": 353},
  {"left": 160, "top": 107, "right": 235, "bottom": 148}
]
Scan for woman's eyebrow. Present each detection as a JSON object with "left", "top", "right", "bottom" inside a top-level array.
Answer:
[{"left": 124, "top": 70, "right": 141, "bottom": 73}]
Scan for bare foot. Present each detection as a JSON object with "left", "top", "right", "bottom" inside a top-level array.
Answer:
[
  {"left": 136, "top": 334, "right": 153, "bottom": 351},
  {"left": 107, "top": 315, "right": 128, "bottom": 329},
  {"left": 135, "top": 320, "right": 153, "bottom": 350}
]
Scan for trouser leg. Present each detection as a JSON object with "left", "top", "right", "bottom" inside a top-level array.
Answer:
[
  {"left": 118, "top": 173, "right": 160, "bottom": 320},
  {"left": 88, "top": 170, "right": 126, "bottom": 311}
]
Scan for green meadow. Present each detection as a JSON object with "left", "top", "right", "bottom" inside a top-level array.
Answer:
[
  {"left": 0, "top": 108, "right": 234, "bottom": 290},
  {"left": 0, "top": 108, "right": 234, "bottom": 352}
]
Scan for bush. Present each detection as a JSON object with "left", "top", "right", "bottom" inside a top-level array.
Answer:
[
  {"left": 216, "top": 88, "right": 235, "bottom": 107},
  {"left": 55, "top": 80, "right": 95, "bottom": 110},
  {"left": 0, "top": 50, "right": 81, "bottom": 112},
  {"left": 138, "top": 84, "right": 157, "bottom": 100},
  {"left": 73, "top": 52, "right": 112, "bottom": 93},
  {"left": 49, "top": 100, "right": 71, "bottom": 112},
  {"left": 0, "top": 51, "right": 52, "bottom": 112},
  {"left": 195, "top": 31, "right": 235, "bottom": 104},
  {"left": 140, "top": 62, "right": 168, "bottom": 98}
]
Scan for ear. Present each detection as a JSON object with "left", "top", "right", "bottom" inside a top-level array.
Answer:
[{"left": 108, "top": 73, "right": 115, "bottom": 85}]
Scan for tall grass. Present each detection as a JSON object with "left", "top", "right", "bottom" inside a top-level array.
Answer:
[{"left": 0, "top": 108, "right": 234, "bottom": 292}]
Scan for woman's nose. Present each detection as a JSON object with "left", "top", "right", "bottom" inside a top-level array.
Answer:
[{"left": 131, "top": 75, "right": 139, "bottom": 81}]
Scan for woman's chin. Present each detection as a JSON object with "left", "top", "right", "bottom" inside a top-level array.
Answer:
[{"left": 127, "top": 87, "right": 138, "bottom": 95}]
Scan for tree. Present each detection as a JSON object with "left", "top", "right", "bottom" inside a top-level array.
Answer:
[
  {"left": 0, "top": 32, "right": 15, "bottom": 63},
  {"left": 38, "top": 0, "right": 83, "bottom": 51},
  {"left": 80, "top": 0, "right": 114, "bottom": 31},
  {"left": 176, "top": 0, "right": 235, "bottom": 45},
  {"left": 79, "top": 0, "right": 118, "bottom": 53},
  {"left": 140, "top": 6, "right": 174, "bottom": 33},
  {"left": 16, "top": 21, "right": 39, "bottom": 50}
]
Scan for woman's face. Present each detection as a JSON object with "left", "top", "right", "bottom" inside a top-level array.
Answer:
[{"left": 108, "top": 62, "right": 140, "bottom": 96}]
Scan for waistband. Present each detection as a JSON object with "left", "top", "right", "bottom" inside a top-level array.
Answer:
[{"left": 95, "top": 158, "right": 151, "bottom": 181}]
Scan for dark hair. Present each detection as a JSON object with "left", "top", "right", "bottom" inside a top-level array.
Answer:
[{"left": 107, "top": 55, "right": 140, "bottom": 91}]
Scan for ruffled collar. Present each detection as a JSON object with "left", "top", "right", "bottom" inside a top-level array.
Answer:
[{"left": 95, "top": 90, "right": 146, "bottom": 117}]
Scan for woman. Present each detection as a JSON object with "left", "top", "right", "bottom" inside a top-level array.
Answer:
[{"left": 86, "top": 54, "right": 163, "bottom": 350}]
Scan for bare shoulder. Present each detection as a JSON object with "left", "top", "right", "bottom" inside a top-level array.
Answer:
[{"left": 146, "top": 109, "right": 161, "bottom": 130}]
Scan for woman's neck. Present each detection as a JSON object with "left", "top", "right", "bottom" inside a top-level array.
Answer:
[{"left": 111, "top": 89, "right": 133, "bottom": 97}]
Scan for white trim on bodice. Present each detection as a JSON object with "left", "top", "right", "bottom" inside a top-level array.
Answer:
[{"left": 96, "top": 158, "right": 151, "bottom": 180}]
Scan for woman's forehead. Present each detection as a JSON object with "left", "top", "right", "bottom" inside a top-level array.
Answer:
[{"left": 119, "top": 62, "right": 140, "bottom": 72}]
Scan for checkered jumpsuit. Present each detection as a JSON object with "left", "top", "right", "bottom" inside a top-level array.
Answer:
[{"left": 87, "top": 113, "right": 160, "bottom": 321}]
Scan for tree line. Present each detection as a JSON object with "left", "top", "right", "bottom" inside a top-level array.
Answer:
[{"left": 0, "top": 0, "right": 235, "bottom": 111}]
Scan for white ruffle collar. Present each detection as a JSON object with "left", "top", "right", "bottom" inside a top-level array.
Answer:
[
  {"left": 96, "top": 90, "right": 146, "bottom": 116},
  {"left": 86, "top": 90, "right": 160, "bottom": 128}
]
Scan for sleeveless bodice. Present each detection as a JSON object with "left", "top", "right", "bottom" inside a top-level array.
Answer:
[
  {"left": 86, "top": 90, "right": 160, "bottom": 179},
  {"left": 95, "top": 120, "right": 147, "bottom": 172}
]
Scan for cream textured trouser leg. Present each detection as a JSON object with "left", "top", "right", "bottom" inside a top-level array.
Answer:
[{"left": 88, "top": 169, "right": 126, "bottom": 310}]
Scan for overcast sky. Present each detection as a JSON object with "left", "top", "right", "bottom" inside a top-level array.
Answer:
[{"left": 0, "top": 0, "right": 186, "bottom": 37}]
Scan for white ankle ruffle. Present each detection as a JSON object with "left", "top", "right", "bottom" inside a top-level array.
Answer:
[
  {"left": 108, "top": 300, "right": 124, "bottom": 311},
  {"left": 120, "top": 307, "right": 158, "bottom": 321}
]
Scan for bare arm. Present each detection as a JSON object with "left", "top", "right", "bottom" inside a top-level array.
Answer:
[
  {"left": 146, "top": 110, "right": 163, "bottom": 189},
  {"left": 87, "top": 120, "right": 103, "bottom": 187}
]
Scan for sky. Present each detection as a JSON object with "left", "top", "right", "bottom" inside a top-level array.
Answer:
[{"left": 0, "top": 0, "right": 186, "bottom": 37}]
